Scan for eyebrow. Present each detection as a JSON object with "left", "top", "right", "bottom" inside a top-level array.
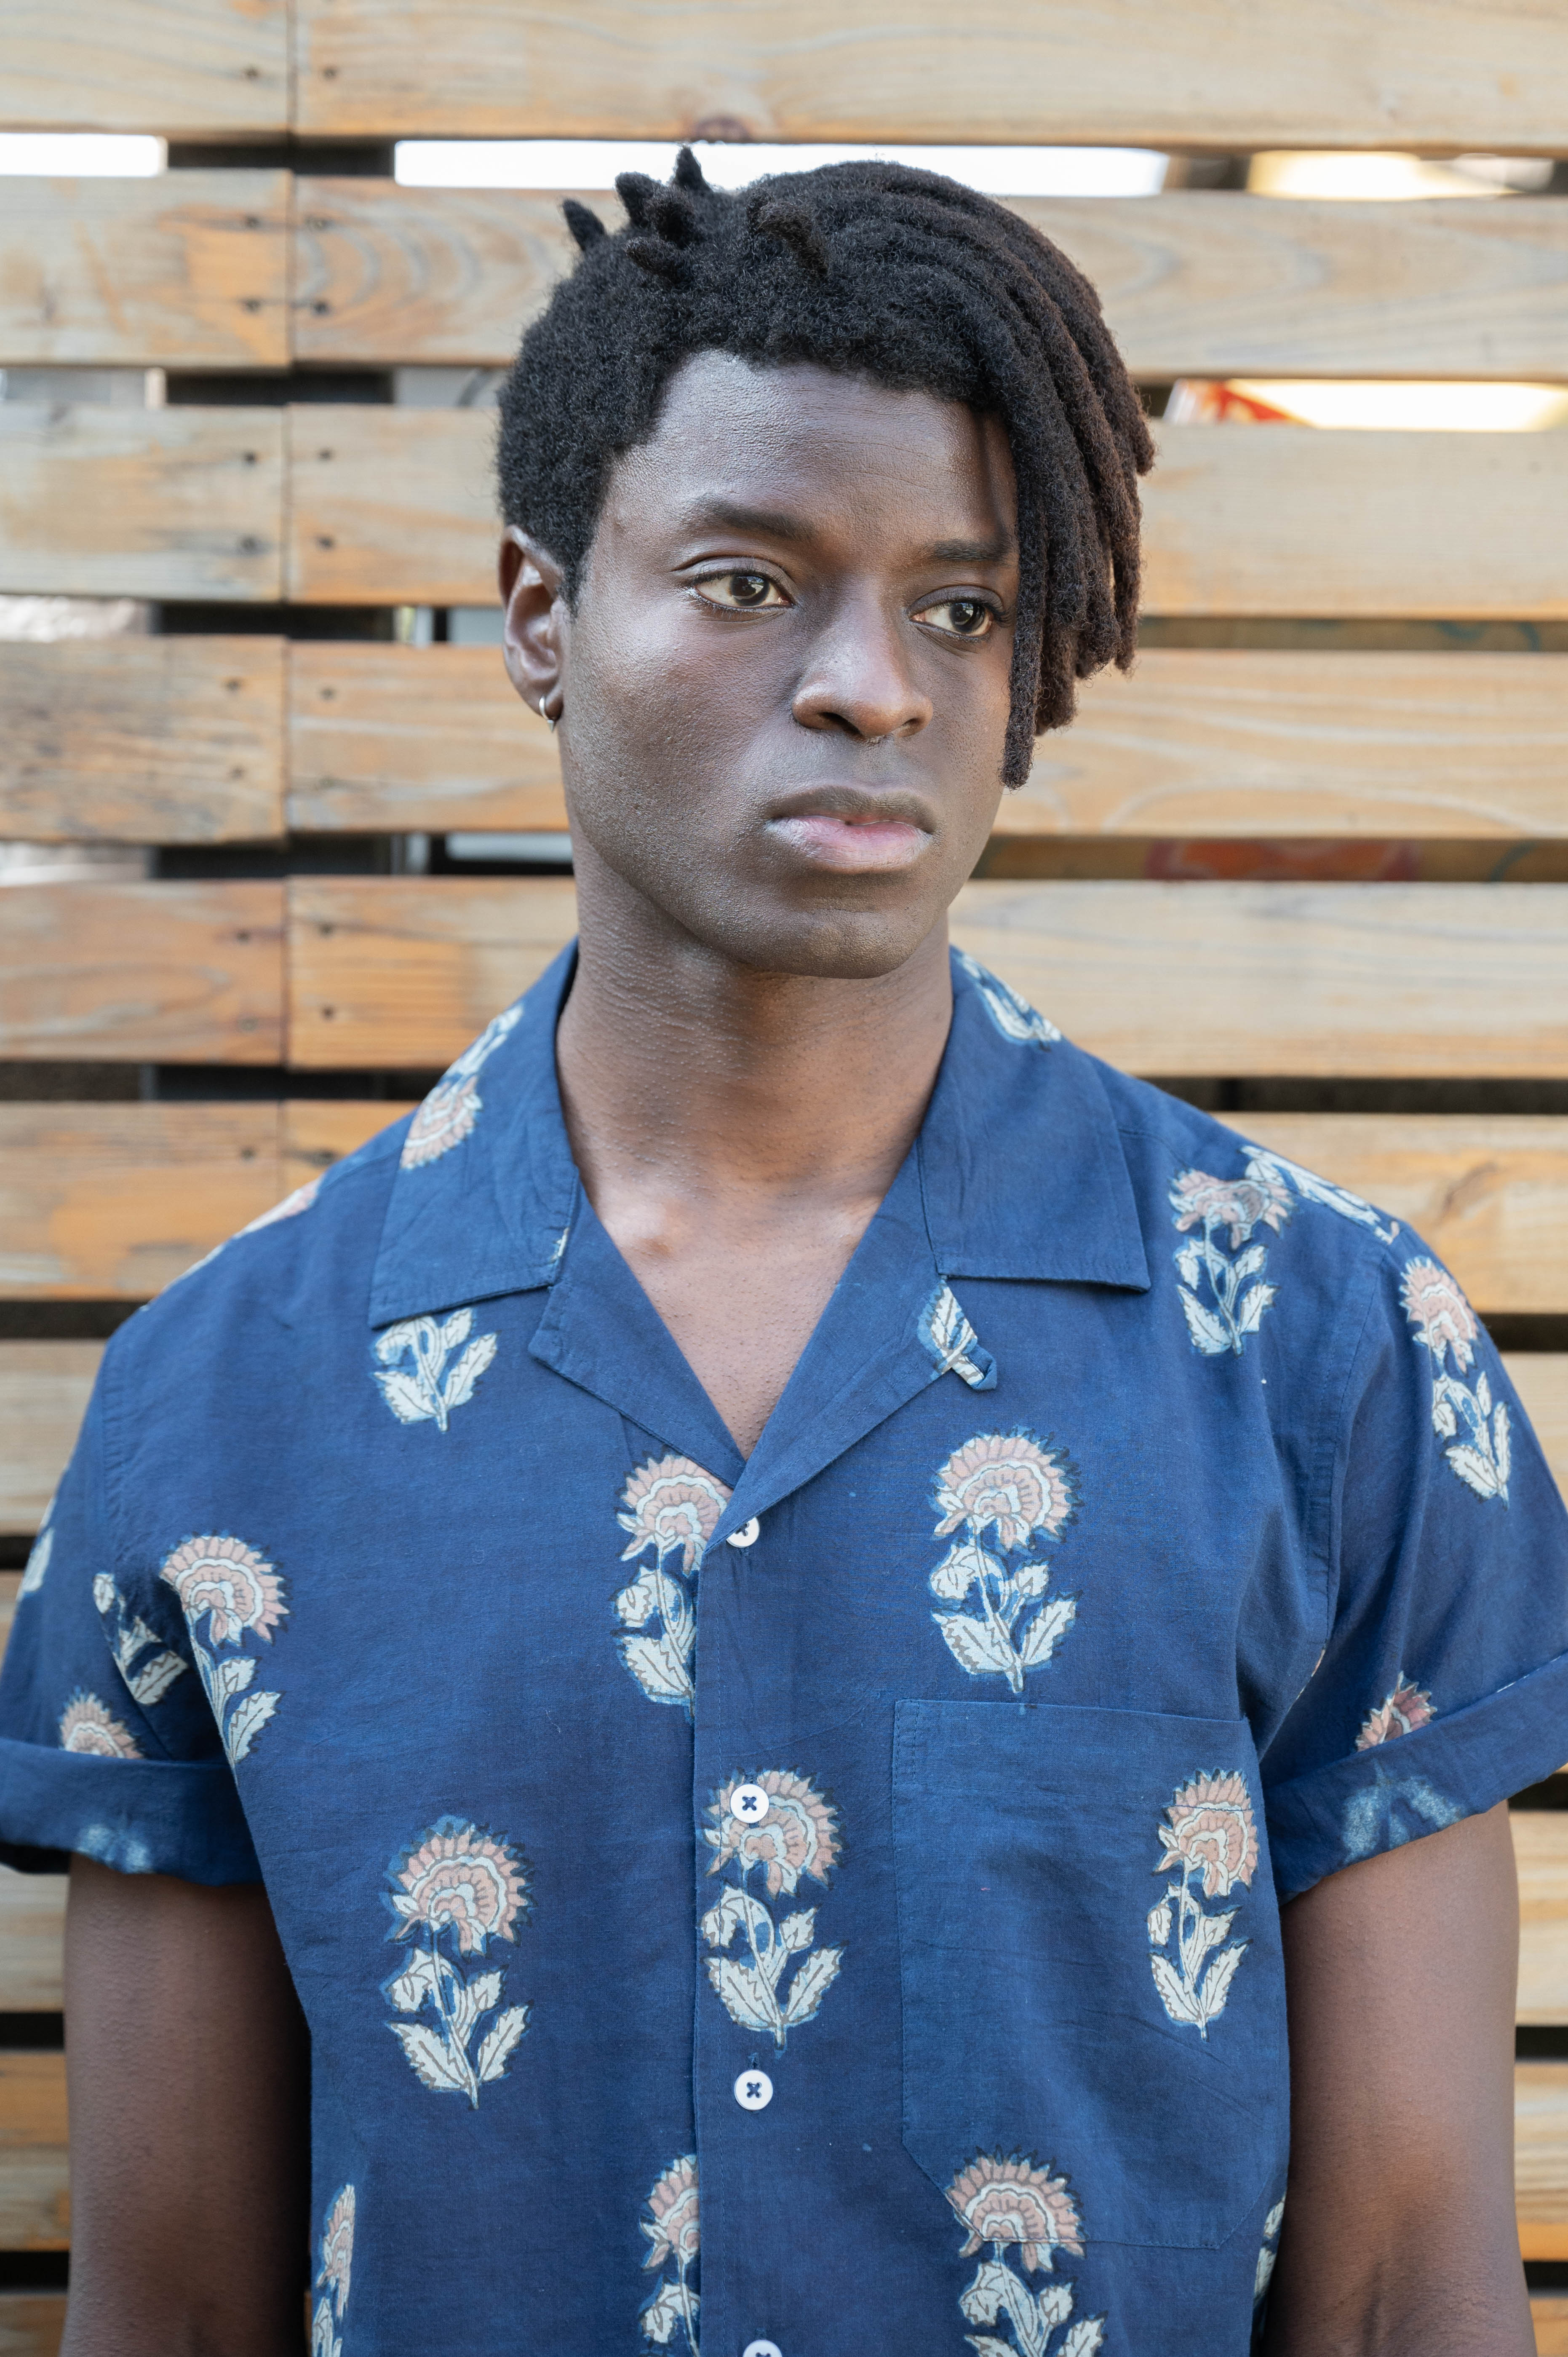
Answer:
[{"left": 678, "top": 502, "right": 1016, "bottom": 565}]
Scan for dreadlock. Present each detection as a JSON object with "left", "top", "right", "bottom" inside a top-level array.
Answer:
[{"left": 496, "top": 152, "right": 1153, "bottom": 787}]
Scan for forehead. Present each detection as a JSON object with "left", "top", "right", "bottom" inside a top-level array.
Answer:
[{"left": 603, "top": 350, "right": 1016, "bottom": 550}]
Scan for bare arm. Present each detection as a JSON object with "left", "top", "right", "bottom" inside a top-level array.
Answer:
[
  {"left": 1263, "top": 1801, "right": 1532, "bottom": 2357},
  {"left": 62, "top": 1856, "right": 310, "bottom": 2357}
]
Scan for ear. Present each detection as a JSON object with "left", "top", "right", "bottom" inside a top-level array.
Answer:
[{"left": 499, "top": 527, "right": 569, "bottom": 724}]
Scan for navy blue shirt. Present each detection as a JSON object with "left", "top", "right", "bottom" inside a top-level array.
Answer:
[{"left": 4, "top": 945, "right": 1566, "bottom": 2357}]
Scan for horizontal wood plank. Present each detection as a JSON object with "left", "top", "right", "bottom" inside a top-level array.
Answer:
[
  {"left": 1141, "top": 425, "right": 1568, "bottom": 621},
  {"left": 948, "top": 880, "right": 1568, "bottom": 1078},
  {"left": 1005, "top": 650, "right": 1568, "bottom": 841},
  {"left": 0, "top": 171, "right": 289, "bottom": 369},
  {"left": 280, "top": 1098, "right": 412, "bottom": 1193},
  {"left": 1513, "top": 1816, "right": 1568, "bottom": 2027},
  {"left": 0, "top": 2057, "right": 67, "bottom": 2251},
  {"left": 1536, "top": 2297, "right": 1568, "bottom": 2356},
  {"left": 294, "top": 184, "right": 1568, "bottom": 383},
  {"left": 3, "top": 0, "right": 286, "bottom": 136},
  {"left": 1518, "top": 2062, "right": 1568, "bottom": 2258},
  {"left": 1218, "top": 1117, "right": 1568, "bottom": 1316},
  {"left": 0, "top": 882, "right": 284, "bottom": 1064},
  {"left": 286, "top": 642, "right": 562, "bottom": 832},
  {"left": 18, "top": 639, "right": 1568, "bottom": 844},
  {"left": 291, "top": 0, "right": 1568, "bottom": 150},
  {"left": 0, "top": 1104, "right": 282, "bottom": 1297},
  {"left": 283, "top": 412, "right": 1568, "bottom": 617},
  {"left": 287, "top": 876, "right": 576, "bottom": 1067},
  {"left": 0, "top": 408, "right": 282, "bottom": 602},
  {"left": 0, "top": 2295, "right": 64, "bottom": 2357},
  {"left": 0, "top": 1344, "right": 99, "bottom": 1534},
  {"left": 0, "top": 637, "right": 284, "bottom": 845}
]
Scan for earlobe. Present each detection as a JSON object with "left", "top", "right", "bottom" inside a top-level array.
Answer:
[{"left": 499, "top": 525, "right": 568, "bottom": 726}]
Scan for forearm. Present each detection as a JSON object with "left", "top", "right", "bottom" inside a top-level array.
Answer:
[{"left": 1263, "top": 1804, "right": 1533, "bottom": 2357}]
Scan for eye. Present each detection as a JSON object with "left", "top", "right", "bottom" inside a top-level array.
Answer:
[
  {"left": 916, "top": 595, "right": 998, "bottom": 640},
  {"left": 695, "top": 570, "right": 790, "bottom": 612}
]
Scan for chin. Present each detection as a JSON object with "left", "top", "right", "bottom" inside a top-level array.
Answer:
[{"left": 708, "top": 901, "right": 947, "bottom": 982}]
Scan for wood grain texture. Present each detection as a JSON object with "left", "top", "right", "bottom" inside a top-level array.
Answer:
[
  {"left": 0, "top": 2057, "right": 67, "bottom": 2251},
  {"left": 286, "top": 641, "right": 563, "bottom": 832},
  {"left": 280, "top": 1098, "right": 412, "bottom": 1192},
  {"left": 1006, "top": 650, "right": 1568, "bottom": 841},
  {"left": 0, "top": 407, "right": 282, "bottom": 602},
  {"left": 293, "top": 179, "right": 590, "bottom": 367},
  {"left": 0, "top": 1344, "right": 99, "bottom": 1534},
  {"left": 1508, "top": 1357, "right": 1568, "bottom": 1506},
  {"left": 3, "top": 0, "right": 286, "bottom": 136},
  {"left": 285, "top": 406, "right": 495, "bottom": 606},
  {"left": 948, "top": 881, "right": 1568, "bottom": 1078},
  {"left": 0, "top": 171, "right": 288, "bottom": 369},
  {"left": 1514, "top": 1816, "right": 1568, "bottom": 2028},
  {"left": 1536, "top": 2297, "right": 1568, "bottom": 2356},
  {"left": 0, "top": 1871, "right": 64, "bottom": 2015},
  {"left": 1142, "top": 425, "right": 1568, "bottom": 621},
  {"left": 1518, "top": 2063, "right": 1568, "bottom": 2258},
  {"left": 293, "top": 184, "right": 1568, "bottom": 382},
  {"left": 0, "top": 882, "right": 283, "bottom": 1064},
  {"left": 279, "top": 411, "right": 1568, "bottom": 617},
  {"left": 0, "top": 2296, "right": 63, "bottom": 2357},
  {"left": 292, "top": 0, "right": 1568, "bottom": 149},
  {"left": 1013, "top": 194, "right": 1568, "bottom": 384},
  {"left": 1218, "top": 1116, "right": 1568, "bottom": 1315},
  {"left": 1, "top": 637, "right": 284, "bottom": 845},
  {"left": 287, "top": 876, "right": 576, "bottom": 1067},
  {"left": 0, "top": 1104, "right": 281, "bottom": 1298}
]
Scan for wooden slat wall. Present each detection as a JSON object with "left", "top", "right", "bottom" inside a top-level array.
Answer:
[{"left": 6, "top": 6, "right": 1568, "bottom": 2331}]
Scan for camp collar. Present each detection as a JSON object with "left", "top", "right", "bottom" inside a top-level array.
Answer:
[{"left": 369, "top": 940, "right": 1149, "bottom": 1333}]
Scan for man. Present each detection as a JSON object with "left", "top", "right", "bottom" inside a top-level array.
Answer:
[{"left": 1, "top": 157, "right": 1560, "bottom": 2357}]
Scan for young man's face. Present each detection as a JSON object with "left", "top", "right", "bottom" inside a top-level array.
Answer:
[{"left": 502, "top": 351, "right": 1020, "bottom": 979}]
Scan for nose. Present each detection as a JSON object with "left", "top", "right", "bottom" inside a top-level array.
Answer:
[{"left": 790, "top": 589, "right": 933, "bottom": 745}]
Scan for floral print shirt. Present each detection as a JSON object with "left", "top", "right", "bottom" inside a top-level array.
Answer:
[{"left": 2, "top": 945, "right": 1566, "bottom": 2357}]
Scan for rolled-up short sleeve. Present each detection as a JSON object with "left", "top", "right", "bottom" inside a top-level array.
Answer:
[
  {"left": 0, "top": 1337, "right": 260, "bottom": 1883},
  {"left": 1261, "top": 1240, "right": 1568, "bottom": 1901}
]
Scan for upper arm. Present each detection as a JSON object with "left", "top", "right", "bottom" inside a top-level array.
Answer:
[
  {"left": 1263, "top": 1802, "right": 1532, "bottom": 2357},
  {"left": 62, "top": 1856, "right": 309, "bottom": 2357}
]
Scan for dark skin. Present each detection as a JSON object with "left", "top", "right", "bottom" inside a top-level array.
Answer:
[{"left": 63, "top": 354, "right": 1532, "bottom": 2355}]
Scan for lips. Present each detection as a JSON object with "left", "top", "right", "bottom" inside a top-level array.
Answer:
[{"left": 764, "top": 785, "right": 936, "bottom": 876}]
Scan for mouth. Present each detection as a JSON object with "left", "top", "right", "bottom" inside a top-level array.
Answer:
[{"left": 764, "top": 786, "right": 936, "bottom": 876}]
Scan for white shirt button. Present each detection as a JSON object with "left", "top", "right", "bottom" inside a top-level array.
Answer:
[
  {"left": 733, "top": 2068, "right": 773, "bottom": 2111},
  {"left": 743, "top": 2343, "right": 783, "bottom": 2357},
  {"left": 727, "top": 1517, "right": 760, "bottom": 1548},
  {"left": 730, "top": 1782, "right": 770, "bottom": 1825}
]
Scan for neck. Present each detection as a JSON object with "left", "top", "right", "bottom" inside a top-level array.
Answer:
[{"left": 555, "top": 844, "right": 954, "bottom": 1216}]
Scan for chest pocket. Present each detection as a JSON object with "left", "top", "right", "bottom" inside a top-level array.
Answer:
[{"left": 893, "top": 1697, "right": 1288, "bottom": 2252}]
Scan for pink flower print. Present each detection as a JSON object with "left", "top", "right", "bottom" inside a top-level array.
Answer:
[
  {"left": 1401, "top": 1257, "right": 1479, "bottom": 1370},
  {"left": 705, "top": 1770, "right": 840, "bottom": 1897},
  {"left": 1356, "top": 1677, "right": 1434, "bottom": 1750},
  {"left": 946, "top": 2151, "right": 1084, "bottom": 2272},
  {"left": 160, "top": 1534, "right": 287, "bottom": 1648},
  {"left": 1156, "top": 1771, "right": 1259, "bottom": 1900},
  {"left": 401, "top": 1074, "right": 481, "bottom": 1169},
  {"left": 1170, "top": 1168, "right": 1292, "bottom": 1249},
  {"left": 642, "top": 2156, "right": 700, "bottom": 2270},
  {"left": 59, "top": 1690, "right": 142, "bottom": 1758},
  {"left": 317, "top": 2184, "right": 355, "bottom": 2320},
  {"left": 618, "top": 1455, "right": 732, "bottom": 1574},
  {"left": 391, "top": 1820, "right": 529, "bottom": 1954},
  {"left": 239, "top": 1176, "right": 321, "bottom": 1235},
  {"left": 933, "top": 1432, "right": 1074, "bottom": 1553}
]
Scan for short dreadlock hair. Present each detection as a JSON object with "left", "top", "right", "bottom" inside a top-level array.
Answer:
[{"left": 496, "top": 149, "right": 1153, "bottom": 786}]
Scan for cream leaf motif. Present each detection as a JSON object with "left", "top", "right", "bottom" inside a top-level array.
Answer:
[{"left": 373, "top": 1308, "right": 498, "bottom": 1432}]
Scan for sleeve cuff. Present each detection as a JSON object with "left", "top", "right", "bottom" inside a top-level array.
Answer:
[
  {"left": 0, "top": 1736, "right": 262, "bottom": 1885},
  {"left": 1265, "top": 1645, "right": 1568, "bottom": 1901}
]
